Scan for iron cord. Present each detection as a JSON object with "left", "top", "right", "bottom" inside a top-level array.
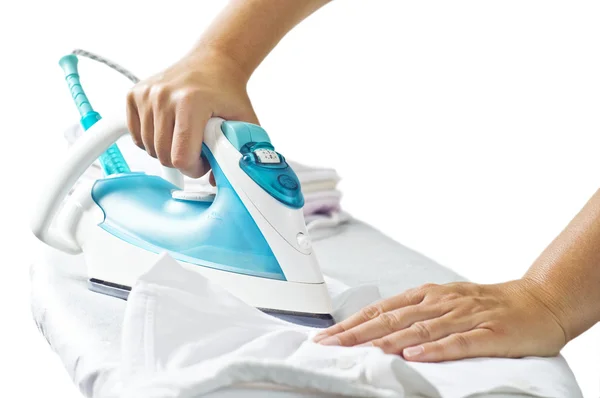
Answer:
[{"left": 72, "top": 49, "right": 140, "bottom": 84}]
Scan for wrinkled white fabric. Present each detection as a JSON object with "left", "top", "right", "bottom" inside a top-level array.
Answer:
[
  {"left": 113, "top": 253, "right": 582, "bottom": 398},
  {"left": 30, "top": 219, "right": 582, "bottom": 397}
]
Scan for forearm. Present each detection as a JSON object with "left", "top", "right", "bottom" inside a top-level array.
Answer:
[
  {"left": 524, "top": 188, "right": 600, "bottom": 341},
  {"left": 188, "top": 0, "right": 331, "bottom": 80}
]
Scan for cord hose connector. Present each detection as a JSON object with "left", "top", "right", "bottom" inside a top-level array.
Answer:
[{"left": 59, "top": 54, "right": 131, "bottom": 175}]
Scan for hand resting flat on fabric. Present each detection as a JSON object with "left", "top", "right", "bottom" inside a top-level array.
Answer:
[
  {"left": 315, "top": 188, "right": 600, "bottom": 365},
  {"left": 313, "top": 280, "right": 566, "bottom": 362}
]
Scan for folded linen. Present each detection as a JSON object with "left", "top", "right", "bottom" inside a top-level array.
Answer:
[
  {"left": 303, "top": 190, "right": 342, "bottom": 216},
  {"left": 287, "top": 160, "right": 341, "bottom": 185}
]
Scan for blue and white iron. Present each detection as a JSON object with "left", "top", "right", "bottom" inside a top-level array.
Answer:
[{"left": 30, "top": 53, "right": 334, "bottom": 327}]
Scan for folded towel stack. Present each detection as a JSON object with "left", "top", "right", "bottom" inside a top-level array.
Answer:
[
  {"left": 64, "top": 124, "right": 348, "bottom": 229},
  {"left": 288, "top": 160, "right": 342, "bottom": 220}
]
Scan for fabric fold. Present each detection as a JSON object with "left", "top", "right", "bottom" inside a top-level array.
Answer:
[{"left": 116, "top": 253, "right": 582, "bottom": 398}]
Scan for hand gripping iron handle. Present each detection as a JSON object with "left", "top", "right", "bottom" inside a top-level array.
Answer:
[
  {"left": 30, "top": 115, "right": 222, "bottom": 253},
  {"left": 30, "top": 116, "right": 132, "bottom": 253}
]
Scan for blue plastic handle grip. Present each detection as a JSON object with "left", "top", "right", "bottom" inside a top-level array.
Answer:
[
  {"left": 58, "top": 54, "right": 131, "bottom": 175},
  {"left": 59, "top": 55, "right": 94, "bottom": 117}
]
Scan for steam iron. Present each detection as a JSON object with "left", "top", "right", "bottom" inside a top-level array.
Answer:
[{"left": 30, "top": 53, "right": 334, "bottom": 328}]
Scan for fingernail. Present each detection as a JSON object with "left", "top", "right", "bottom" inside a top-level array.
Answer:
[
  {"left": 318, "top": 336, "right": 341, "bottom": 346},
  {"left": 356, "top": 342, "right": 373, "bottom": 347},
  {"left": 403, "top": 346, "right": 424, "bottom": 359}
]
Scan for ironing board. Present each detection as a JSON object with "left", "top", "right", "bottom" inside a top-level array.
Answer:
[{"left": 30, "top": 219, "right": 570, "bottom": 398}]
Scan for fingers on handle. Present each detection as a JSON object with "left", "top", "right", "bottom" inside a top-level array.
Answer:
[
  {"left": 402, "top": 328, "right": 496, "bottom": 362},
  {"left": 172, "top": 99, "right": 210, "bottom": 178},
  {"left": 140, "top": 104, "right": 156, "bottom": 158},
  {"left": 126, "top": 91, "right": 142, "bottom": 148},
  {"left": 154, "top": 103, "right": 175, "bottom": 167}
]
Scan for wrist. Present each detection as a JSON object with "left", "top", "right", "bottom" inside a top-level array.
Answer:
[
  {"left": 183, "top": 42, "right": 253, "bottom": 85},
  {"left": 517, "top": 275, "right": 571, "bottom": 342}
]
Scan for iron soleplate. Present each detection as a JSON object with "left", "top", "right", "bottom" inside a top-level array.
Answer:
[{"left": 89, "top": 278, "right": 335, "bottom": 328}]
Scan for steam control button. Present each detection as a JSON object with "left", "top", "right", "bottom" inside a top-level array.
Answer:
[
  {"left": 296, "top": 232, "right": 311, "bottom": 250},
  {"left": 278, "top": 174, "right": 298, "bottom": 190}
]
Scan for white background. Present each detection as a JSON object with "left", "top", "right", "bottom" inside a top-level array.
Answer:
[{"left": 1, "top": 0, "right": 599, "bottom": 397}]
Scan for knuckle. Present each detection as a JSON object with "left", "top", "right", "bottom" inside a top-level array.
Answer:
[
  {"left": 335, "top": 321, "right": 352, "bottom": 334},
  {"left": 340, "top": 331, "right": 359, "bottom": 346},
  {"left": 176, "top": 87, "right": 200, "bottom": 105},
  {"left": 171, "top": 152, "right": 195, "bottom": 170},
  {"left": 171, "top": 155, "right": 191, "bottom": 170},
  {"left": 360, "top": 304, "right": 383, "bottom": 322},
  {"left": 375, "top": 337, "right": 400, "bottom": 355},
  {"left": 485, "top": 320, "right": 507, "bottom": 335},
  {"left": 141, "top": 84, "right": 152, "bottom": 99},
  {"left": 131, "top": 83, "right": 151, "bottom": 100},
  {"left": 377, "top": 312, "right": 399, "bottom": 332},
  {"left": 126, "top": 89, "right": 137, "bottom": 104},
  {"left": 426, "top": 341, "right": 444, "bottom": 359},
  {"left": 416, "top": 283, "right": 438, "bottom": 296},
  {"left": 402, "top": 287, "right": 425, "bottom": 303},
  {"left": 150, "top": 85, "right": 170, "bottom": 104},
  {"left": 439, "top": 292, "right": 461, "bottom": 303},
  {"left": 411, "top": 321, "right": 433, "bottom": 340},
  {"left": 452, "top": 333, "right": 471, "bottom": 351}
]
